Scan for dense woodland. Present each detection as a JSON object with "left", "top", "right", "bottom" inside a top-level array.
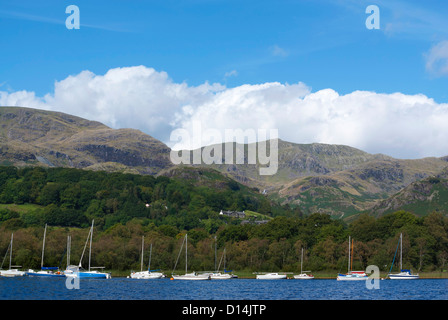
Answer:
[{"left": 0, "top": 166, "right": 447, "bottom": 275}]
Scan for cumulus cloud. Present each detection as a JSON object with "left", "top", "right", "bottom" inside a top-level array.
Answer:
[
  {"left": 1, "top": 66, "right": 225, "bottom": 144},
  {"left": 1, "top": 65, "right": 448, "bottom": 159}
]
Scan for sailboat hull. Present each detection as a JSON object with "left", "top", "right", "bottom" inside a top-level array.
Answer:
[
  {"left": 210, "top": 272, "right": 233, "bottom": 279},
  {"left": 172, "top": 273, "right": 210, "bottom": 280},
  {"left": 388, "top": 272, "right": 419, "bottom": 280},
  {"left": 0, "top": 269, "right": 25, "bottom": 277},
  {"left": 130, "top": 271, "right": 163, "bottom": 279},
  {"left": 64, "top": 266, "right": 111, "bottom": 279},
  {"left": 79, "top": 272, "right": 111, "bottom": 279},
  {"left": 337, "top": 274, "right": 368, "bottom": 281},
  {"left": 26, "top": 270, "right": 65, "bottom": 278},
  {"left": 256, "top": 273, "right": 287, "bottom": 280},
  {"left": 65, "top": 271, "right": 111, "bottom": 279},
  {"left": 294, "top": 274, "right": 314, "bottom": 280}
]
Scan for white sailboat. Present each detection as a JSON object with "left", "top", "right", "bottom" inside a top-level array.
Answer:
[
  {"left": 210, "top": 272, "right": 232, "bottom": 279},
  {"left": 294, "top": 248, "right": 314, "bottom": 280},
  {"left": 130, "top": 236, "right": 164, "bottom": 279},
  {"left": 337, "top": 236, "right": 368, "bottom": 281},
  {"left": 64, "top": 220, "right": 111, "bottom": 279},
  {"left": 171, "top": 234, "right": 210, "bottom": 280},
  {"left": 388, "top": 233, "right": 419, "bottom": 280},
  {"left": 26, "top": 224, "right": 65, "bottom": 277},
  {"left": 256, "top": 272, "right": 287, "bottom": 280},
  {"left": 0, "top": 233, "right": 25, "bottom": 277},
  {"left": 210, "top": 246, "right": 233, "bottom": 280}
]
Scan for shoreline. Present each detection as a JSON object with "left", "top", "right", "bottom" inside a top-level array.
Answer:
[{"left": 105, "top": 271, "right": 448, "bottom": 279}]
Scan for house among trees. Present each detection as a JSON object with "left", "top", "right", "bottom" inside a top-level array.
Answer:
[{"left": 219, "top": 210, "right": 246, "bottom": 218}]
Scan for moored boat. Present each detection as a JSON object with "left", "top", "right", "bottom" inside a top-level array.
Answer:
[
  {"left": 25, "top": 224, "right": 65, "bottom": 278},
  {"left": 26, "top": 267, "right": 65, "bottom": 278},
  {"left": 387, "top": 233, "right": 419, "bottom": 280},
  {"left": 130, "top": 270, "right": 164, "bottom": 279},
  {"left": 256, "top": 273, "right": 287, "bottom": 280},
  {"left": 293, "top": 248, "right": 314, "bottom": 280},
  {"left": 172, "top": 272, "right": 211, "bottom": 280},
  {"left": 171, "top": 234, "right": 210, "bottom": 280},
  {"left": 130, "top": 237, "right": 164, "bottom": 279},
  {"left": 0, "top": 233, "right": 25, "bottom": 277},
  {"left": 388, "top": 269, "right": 419, "bottom": 280},
  {"left": 65, "top": 265, "right": 111, "bottom": 279},
  {"left": 210, "top": 272, "right": 232, "bottom": 279},
  {"left": 294, "top": 273, "right": 314, "bottom": 280},
  {"left": 337, "top": 270, "right": 368, "bottom": 281},
  {"left": 64, "top": 220, "right": 111, "bottom": 279},
  {"left": 337, "top": 236, "right": 368, "bottom": 281},
  {"left": 210, "top": 244, "right": 234, "bottom": 280}
]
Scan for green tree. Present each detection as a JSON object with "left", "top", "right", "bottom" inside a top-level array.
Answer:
[
  {"left": 349, "top": 214, "right": 378, "bottom": 242},
  {"left": 38, "top": 183, "right": 62, "bottom": 206}
]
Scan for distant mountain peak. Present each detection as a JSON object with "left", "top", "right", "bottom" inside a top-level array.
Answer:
[{"left": 0, "top": 106, "right": 173, "bottom": 174}]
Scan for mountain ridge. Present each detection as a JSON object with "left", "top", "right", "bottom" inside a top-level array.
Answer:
[
  {"left": 1, "top": 106, "right": 447, "bottom": 219},
  {"left": 0, "top": 106, "right": 173, "bottom": 174}
]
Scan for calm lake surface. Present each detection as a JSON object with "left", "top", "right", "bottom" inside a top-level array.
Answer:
[{"left": 1, "top": 277, "right": 446, "bottom": 300}]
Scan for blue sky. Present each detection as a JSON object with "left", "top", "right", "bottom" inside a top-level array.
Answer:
[
  {"left": 1, "top": 0, "right": 447, "bottom": 101},
  {"left": 1, "top": 0, "right": 448, "bottom": 158}
]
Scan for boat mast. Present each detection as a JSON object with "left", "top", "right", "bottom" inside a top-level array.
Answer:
[
  {"left": 348, "top": 236, "right": 351, "bottom": 273},
  {"left": 400, "top": 233, "right": 403, "bottom": 271},
  {"left": 148, "top": 243, "right": 152, "bottom": 272},
  {"left": 141, "top": 236, "right": 144, "bottom": 272},
  {"left": 351, "top": 237, "right": 354, "bottom": 272},
  {"left": 89, "top": 220, "right": 94, "bottom": 272},
  {"left": 172, "top": 234, "right": 186, "bottom": 275},
  {"left": 9, "top": 233, "right": 13, "bottom": 269},
  {"left": 300, "top": 248, "right": 304, "bottom": 274},
  {"left": 223, "top": 248, "right": 226, "bottom": 271},
  {"left": 79, "top": 224, "right": 91, "bottom": 267},
  {"left": 67, "top": 235, "right": 71, "bottom": 267},
  {"left": 224, "top": 248, "right": 226, "bottom": 271},
  {"left": 185, "top": 234, "right": 188, "bottom": 274},
  {"left": 214, "top": 236, "right": 217, "bottom": 272},
  {"left": 41, "top": 224, "right": 47, "bottom": 269}
]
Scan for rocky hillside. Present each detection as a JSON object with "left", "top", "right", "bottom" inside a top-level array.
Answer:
[
  {"left": 273, "top": 158, "right": 448, "bottom": 218},
  {"left": 369, "top": 167, "right": 448, "bottom": 217},
  {"left": 0, "top": 107, "right": 173, "bottom": 174},
  {"left": 186, "top": 139, "right": 391, "bottom": 189},
  {"left": 189, "top": 140, "right": 448, "bottom": 218}
]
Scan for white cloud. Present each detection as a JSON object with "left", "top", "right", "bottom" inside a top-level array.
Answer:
[
  {"left": 1, "top": 66, "right": 225, "bottom": 144},
  {"left": 224, "top": 70, "right": 238, "bottom": 78},
  {"left": 1, "top": 65, "right": 448, "bottom": 159},
  {"left": 425, "top": 40, "right": 448, "bottom": 76},
  {"left": 270, "top": 45, "right": 289, "bottom": 57}
]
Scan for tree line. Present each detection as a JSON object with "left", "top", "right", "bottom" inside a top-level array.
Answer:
[{"left": 0, "top": 166, "right": 295, "bottom": 232}]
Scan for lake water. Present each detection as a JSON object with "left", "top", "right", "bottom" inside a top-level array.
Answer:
[
  {"left": 1, "top": 277, "right": 446, "bottom": 300},
  {"left": 1, "top": 277, "right": 446, "bottom": 319}
]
